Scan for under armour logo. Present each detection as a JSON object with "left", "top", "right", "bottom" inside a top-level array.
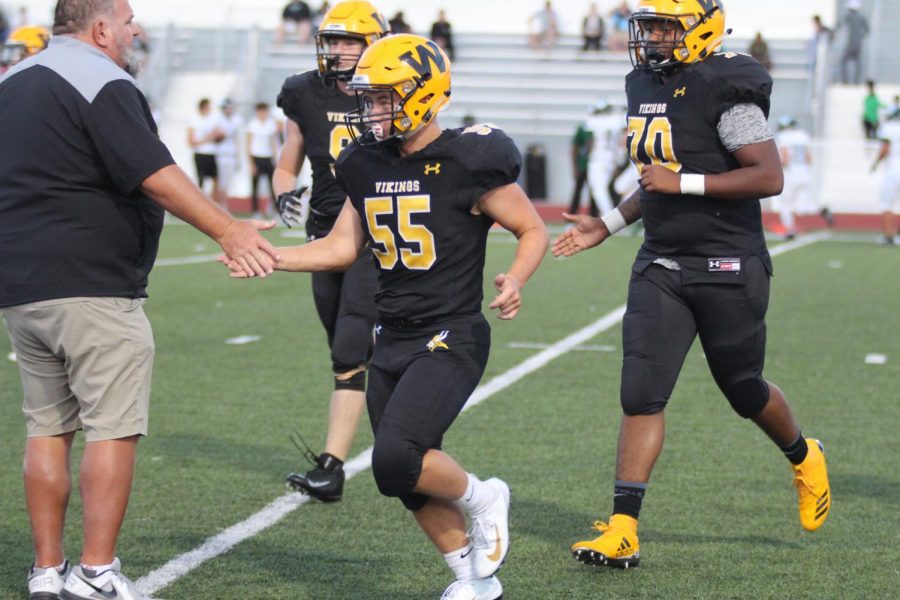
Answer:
[
  {"left": 674, "top": 87, "right": 686, "bottom": 98},
  {"left": 424, "top": 163, "right": 441, "bottom": 175}
]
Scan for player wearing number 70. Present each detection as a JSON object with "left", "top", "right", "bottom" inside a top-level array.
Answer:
[
  {"left": 223, "top": 34, "right": 547, "bottom": 599},
  {"left": 554, "top": 0, "right": 832, "bottom": 570}
]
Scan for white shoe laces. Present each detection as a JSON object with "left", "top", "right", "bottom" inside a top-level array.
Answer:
[{"left": 467, "top": 516, "right": 497, "bottom": 550}]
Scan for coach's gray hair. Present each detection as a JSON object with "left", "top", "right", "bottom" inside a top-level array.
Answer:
[{"left": 53, "top": 0, "right": 116, "bottom": 35}]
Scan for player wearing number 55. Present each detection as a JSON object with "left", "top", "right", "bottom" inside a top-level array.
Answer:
[
  {"left": 554, "top": 0, "right": 831, "bottom": 570},
  {"left": 222, "top": 34, "right": 547, "bottom": 600}
]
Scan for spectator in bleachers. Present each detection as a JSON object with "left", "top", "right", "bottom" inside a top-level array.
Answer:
[
  {"left": 275, "top": 1, "right": 313, "bottom": 45},
  {"left": 188, "top": 98, "right": 226, "bottom": 206},
  {"left": 389, "top": 11, "right": 412, "bottom": 34},
  {"left": 581, "top": 3, "right": 605, "bottom": 52},
  {"left": 863, "top": 80, "right": 884, "bottom": 140},
  {"left": 430, "top": 9, "right": 454, "bottom": 60},
  {"left": 246, "top": 102, "right": 280, "bottom": 218},
  {"left": 608, "top": 1, "right": 631, "bottom": 51},
  {"left": 528, "top": 1, "right": 559, "bottom": 50},
  {"left": 749, "top": 32, "right": 772, "bottom": 71},
  {"left": 838, "top": 0, "right": 868, "bottom": 85},
  {"left": 216, "top": 98, "right": 243, "bottom": 207},
  {"left": 808, "top": 15, "right": 832, "bottom": 74}
]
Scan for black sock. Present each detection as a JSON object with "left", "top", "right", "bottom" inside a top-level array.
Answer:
[
  {"left": 612, "top": 481, "right": 647, "bottom": 520},
  {"left": 781, "top": 433, "right": 808, "bottom": 465},
  {"left": 319, "top": 453, "right": 344, "bottom": 472}
]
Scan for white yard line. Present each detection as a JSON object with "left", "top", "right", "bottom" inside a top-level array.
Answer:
[{"left": 136, "top": 231, "right": 829, "bottom": 596}]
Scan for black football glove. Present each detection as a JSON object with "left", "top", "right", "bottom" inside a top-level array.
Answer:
[{"left": 275, "top": 186, "right": 308, "bottom": 228}]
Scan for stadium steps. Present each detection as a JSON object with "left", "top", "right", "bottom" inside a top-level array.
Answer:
[
  {"left": 818, "top": 83, "right": 900, "bottom": 213},
  {"left": 150, "top": 27, "right": 815, "bottom": 206}
]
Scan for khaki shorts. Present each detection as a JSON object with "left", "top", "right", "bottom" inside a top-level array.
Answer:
[{"left": 2, "top": 297, "right": 154, "bottom": 441}]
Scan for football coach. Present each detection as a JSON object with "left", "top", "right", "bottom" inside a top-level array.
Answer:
[{"left": 0, "top": 1, "right": 280, "bottom": 597}]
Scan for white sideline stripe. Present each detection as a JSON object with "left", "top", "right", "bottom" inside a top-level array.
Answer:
[
  {"left": 155, "top": 254, "right": 221, "bottom": 267},
  {"left": 508, "top": 342, "right": 616, "bottom": 352},
  {"left": 152, "top": 234, "right": 545, "bottom": 268},
  {"left": 135, "top": 231, "right": 826, "bottom": 596},
  {"left": 135, "top": 305, "right": 626, "bottom": 595},
  {"left": 768, "top": 231, "right": 830, "bottom": 256}
]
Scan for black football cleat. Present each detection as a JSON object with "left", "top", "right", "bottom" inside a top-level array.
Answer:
[{"left": 286, "top": 453, "right": 345, "bottom": 502}]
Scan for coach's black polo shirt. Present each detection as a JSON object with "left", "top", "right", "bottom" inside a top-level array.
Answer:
[{"left": 0, "top": 36, "right": 175, "bottom": 308}]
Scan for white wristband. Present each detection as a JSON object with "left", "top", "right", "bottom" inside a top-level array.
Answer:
[
  {"left": 600, "top": 208, "right": 627, "bottom": 235},
  {"left": 680, "top": 173, "right": 706, "bottom": 196}
]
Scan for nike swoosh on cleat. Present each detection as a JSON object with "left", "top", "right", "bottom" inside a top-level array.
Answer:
[
  {"left": 77, "top": 578, "right": 118, "bottom": 599},
  {"left": 486, "top": 532, "right": 502, "bottom": 562},
  {"left": 304, "top": 480, "right": 334, "bottom": 488}
]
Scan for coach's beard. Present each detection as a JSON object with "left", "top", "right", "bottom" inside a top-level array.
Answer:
[{"left": 117, "top": 40, "right": 141, "bottom": 77}]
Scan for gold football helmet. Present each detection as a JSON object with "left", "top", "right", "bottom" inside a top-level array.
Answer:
[
  {"left": 628, "top": 0, "right": 728, "bottom": 72},
  {"left": 1, "top": 25, "right": 50, "bottom": 67},
  {"left": 315, "top": 1, "right": 388, "bottom": 81},
  {"left": 346, "top": 34, "right": 451, "bottom": 144}
]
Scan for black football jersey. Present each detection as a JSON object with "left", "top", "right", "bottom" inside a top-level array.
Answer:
[
  {"left": 625, "top": 52, "right": 773, "bottom": 264},
  {"left": 335, "top": 125, "right": 522, "bottom": 321},
  {"left": 277, "top": 70, "right": 358, "bottom": 227}
]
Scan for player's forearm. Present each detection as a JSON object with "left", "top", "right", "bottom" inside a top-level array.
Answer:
[
  {"left": 702, "top": 165, "right": 783, "bottom": 199},
  {"left": 617, "top": 189, "right": 643, "bottom": 224},
  {"left": 505, "top": 225, "right": 550, "bottom": 288},
  {"left": 275, "top": 237, "right": 357, "bottom": 272},
  {"left": 272, "top": 167, "right": 298, "bottom": 197}
]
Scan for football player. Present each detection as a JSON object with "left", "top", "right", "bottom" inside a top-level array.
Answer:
[
  {"left": 772, "top": 116, "right": 832, "bottom": 239},
  {"left": 586, "top": 98, "right": 627, "bottom": 216},
  {"left": 870, "top": 108, "right": 900, "bottom": 245},
  {"left": 554, "top": 0, "right": 832, "bottom": 569},
  {"left": 0, "top": 25, "right": 50, "bottom": 74},
  {"left": 274, "top": 1, "right": 387, "bottom": 502},
  {"left": 223, "top": 34, "right": 548, "bottom": 600}
]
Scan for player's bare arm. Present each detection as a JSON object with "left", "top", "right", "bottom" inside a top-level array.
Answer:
[
  {"left": 641, "top": 139, "right": 783, "bottom": 199},
  {"left": 552, "top": 188, "right": 642, "bottom": 257},
  {"left": 221, "top": 198, "right": 363, "bottom": 277},
  {"left": 142, "top": 164, "right": 279, "bottom": 278},
  {"left": 477, "top": 182, "right": 550, "bottom": 320}
]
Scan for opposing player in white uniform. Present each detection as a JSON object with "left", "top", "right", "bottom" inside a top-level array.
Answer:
[
  {"left": 586, "top": 99, "right": 627, "bottom": 215},
  {"left": 773, "top": 116, "right": 831, "bottom": 239},
  {"left": 871, "top": 109, "right": 900, "bottom": 245}
]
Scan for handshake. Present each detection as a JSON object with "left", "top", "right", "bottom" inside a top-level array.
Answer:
[{"left": 275, "top": 186, "right": 309, "bottom": 228}]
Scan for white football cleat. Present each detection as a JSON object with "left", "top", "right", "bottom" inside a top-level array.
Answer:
[
  {"left": 440, "top": 576, "right": 503, "bottom": 600},
  {"left": 468, "top": 478, "right": 510, "bottom": 579}
]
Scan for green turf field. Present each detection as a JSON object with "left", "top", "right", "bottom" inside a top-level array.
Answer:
[{"left": 1, "top": 225, "right": 898, "bottom": 599}]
